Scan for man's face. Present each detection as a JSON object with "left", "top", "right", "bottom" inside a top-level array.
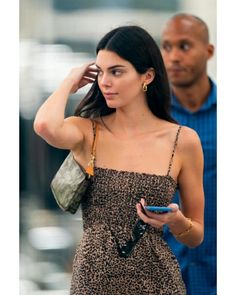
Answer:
[{"left": 161, "top": 18, "right": 212, "bottom": 87}]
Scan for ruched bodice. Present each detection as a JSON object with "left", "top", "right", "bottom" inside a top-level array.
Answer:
[{"left": 82, "top": 167, "right": 176, "bottom": 233}]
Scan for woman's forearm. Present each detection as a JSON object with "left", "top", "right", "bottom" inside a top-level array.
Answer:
[{"left": 167, "top": 212, "right": 204, "bottom": 248}]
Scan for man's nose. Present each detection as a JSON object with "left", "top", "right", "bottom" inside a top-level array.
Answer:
[{"left": 169, "top": 47, "right": 182, "bottom": 62}]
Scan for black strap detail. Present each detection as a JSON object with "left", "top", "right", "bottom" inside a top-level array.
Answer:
[
  {"left": 112, "top": 219, "right": 148, "bottom": 258},
  {"left": 167, "top": 125, "right": 182, "bottom": 176}
]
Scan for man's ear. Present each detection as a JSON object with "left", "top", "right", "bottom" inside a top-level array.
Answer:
[
  {"left": 144, "top": 68, "right": 155, "bottom": 85},
  {"left": 207, "top": 44, "right": 214, "bottom": 60}
]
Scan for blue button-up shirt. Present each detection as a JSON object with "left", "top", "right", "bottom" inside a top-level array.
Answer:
[{"left": 163, "top": 78, "right": 217, "bottom": 295}]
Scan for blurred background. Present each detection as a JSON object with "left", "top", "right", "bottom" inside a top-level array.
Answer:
[{"left": 20, "top": 1, "right": 216, "bottom": 294}]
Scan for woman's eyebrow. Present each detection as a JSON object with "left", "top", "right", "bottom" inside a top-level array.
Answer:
[{"left": 95, "top": 64, "right": 126, "bottom": 70}]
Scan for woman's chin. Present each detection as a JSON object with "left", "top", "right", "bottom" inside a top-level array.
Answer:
[{"left": 105, "top": 101, "right": 119, "bottom": 109}]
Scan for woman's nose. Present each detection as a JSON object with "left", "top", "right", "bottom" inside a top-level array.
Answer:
[{"left": 99, "top": 73, "right": 112, "bottom": 87}]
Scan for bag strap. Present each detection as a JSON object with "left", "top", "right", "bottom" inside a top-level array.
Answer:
[{"left": 85, "top": 121, "right": 99, "bottom": 177}]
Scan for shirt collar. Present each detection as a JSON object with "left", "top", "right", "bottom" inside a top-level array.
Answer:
[{"left": 171, "top": 78, "right": 217, "bottom": 113}]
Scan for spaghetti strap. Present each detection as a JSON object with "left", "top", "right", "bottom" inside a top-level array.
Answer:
[{"left": 167, "top": 125, "right": 182, "bottom": 176}]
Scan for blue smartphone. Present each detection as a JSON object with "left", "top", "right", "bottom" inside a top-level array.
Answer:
[{"left": 144, "top": 206, "right": 173, "bottom": 213}]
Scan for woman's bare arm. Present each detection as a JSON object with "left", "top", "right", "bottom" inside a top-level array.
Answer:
[
  {"left": 136, "top": 127, "right": 204, "bottom": 248},
  {"left": 33, "top": 62, "right": 97, "bottom": 149},
  {"left": 167, "top": 128, "right": 204, "bottom": 247}
]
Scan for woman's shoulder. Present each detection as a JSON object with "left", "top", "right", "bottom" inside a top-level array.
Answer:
[
  {"left": 179, "top": 125, "right": 201, "bottom": 143},
  {"left": 161, "top": 121, "right": 201, "bottom": 153},
  {"left": 162, "top": 121, "right": 199, "bottom": 139},
  {"left": 92, "top": 113, "right": 115, "bottom": 132},
  {"left": 177, "top": 125, "right": 202, "bottom": 154}
]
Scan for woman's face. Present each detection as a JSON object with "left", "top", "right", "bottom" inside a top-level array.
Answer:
[{"left": 96, "top": 50, "right": 145, "bottom": 109}]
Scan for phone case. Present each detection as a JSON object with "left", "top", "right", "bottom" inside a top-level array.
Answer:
[{"left": 144, "top": 206, "right": 172, "bottom": 213}]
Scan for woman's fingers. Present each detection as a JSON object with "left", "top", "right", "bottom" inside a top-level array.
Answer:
[
  {"left": 67, "top": 61, "right": 96, "bottom": 82},
  {"left": 168, "top": 203, "right": 179, "bottom": 212},
  {"left": 84, "top": 72, "right": 98, "bottom": 80},
  {"left": 136, "top": 202, "right": 164, "bottom": 228},
  {"left": 136, "top": 200, "right": 180, "bottom": 229}
]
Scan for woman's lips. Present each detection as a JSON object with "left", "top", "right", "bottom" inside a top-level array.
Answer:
[{"left": 103, "top": 92, "right": 118, "bottom": 99}]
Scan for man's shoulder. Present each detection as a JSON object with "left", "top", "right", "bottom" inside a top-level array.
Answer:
[{"left": 209, "top": 78, "right": 217, "bottom": 97}]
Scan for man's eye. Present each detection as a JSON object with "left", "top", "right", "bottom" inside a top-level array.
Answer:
[
  {"left": 97, "top": 70, "right": 103, "bottom": 76},
  {"left": 180, "top": 43, "right": 190, "bottom": 51},
  {"left": 162, "top": 44, "right": 171, "bottom": 52}
]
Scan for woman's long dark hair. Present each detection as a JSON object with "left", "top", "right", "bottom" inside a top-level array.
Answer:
[{"left": 75, "top": 25, "right": 175, "bottom": 123}]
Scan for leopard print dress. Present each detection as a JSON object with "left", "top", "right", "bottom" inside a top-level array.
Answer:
[{"left": 70, "top": 126, "right": 186, "bottom": 295}]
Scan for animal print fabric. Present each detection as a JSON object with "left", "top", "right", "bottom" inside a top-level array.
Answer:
[{"left": 70, "top": 167, "right": 186, "bottom": 294}]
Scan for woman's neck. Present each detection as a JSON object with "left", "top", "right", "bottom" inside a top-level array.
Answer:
[{"left": 104, "top": 104, "right": 160, "bottom": 138}]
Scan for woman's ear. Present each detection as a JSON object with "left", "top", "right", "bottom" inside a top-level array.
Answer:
[{"left": 143, "top": 68, "right": 155, "bottom": 85}]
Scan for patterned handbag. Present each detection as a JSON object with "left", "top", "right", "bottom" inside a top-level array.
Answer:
[{"left": 50, "top": 121, "right": 99, "bottom": 214}]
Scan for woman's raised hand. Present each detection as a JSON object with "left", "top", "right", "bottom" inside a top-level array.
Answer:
[{"left": 65, "top": 61, "right": 98, "bottom": 94}]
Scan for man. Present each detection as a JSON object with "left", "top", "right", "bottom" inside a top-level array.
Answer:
[{"left": 161, "top": 14, "right": 216, "bottom": 295}]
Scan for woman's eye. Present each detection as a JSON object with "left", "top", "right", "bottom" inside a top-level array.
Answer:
[
  {"left": 97, "top": 70, "right": 103, "bottom": 77},
  {"left": 111, "top": 69, "right": 122, "bottom": 76}
]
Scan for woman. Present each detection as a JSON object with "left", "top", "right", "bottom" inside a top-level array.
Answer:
[{"left": 34, "top": 26, "right": 204, "bottom": 294}]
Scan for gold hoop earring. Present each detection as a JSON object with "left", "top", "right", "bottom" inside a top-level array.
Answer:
[{"left": 143, "top": 83, "right": 147, "bottom": 92}]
